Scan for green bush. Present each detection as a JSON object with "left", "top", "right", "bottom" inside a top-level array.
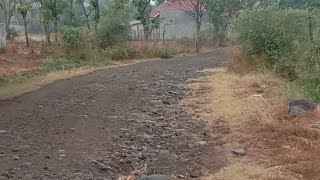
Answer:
[
  {"left": 45, "top": 58, "right": 87, "bottom": 72},
  {"left": 8, "top": 27, "right": 20, "bottom": 39},
  {"left": 297, "top": 72, "right": 320, "bottom": 103},
  {"left": 0, "top": 47, "right": 5, "bottom": 54},
  {"left": 159, "top": 49, "right": 173, "bottom": 59},
  {"left": 60, "top": 26, "right": 84, "bottom": 49},
  {"left": 229, "top": 7, "right": 310, "bottom": 80},
  {"left": 107, "top": 47, "right": 142, "bottom": 61}
]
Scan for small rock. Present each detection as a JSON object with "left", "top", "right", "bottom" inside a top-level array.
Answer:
[
  {"left": 189, "top": 171, "right": 201, "bottom": 178},
  {"left": 13, "top": 155, "right": 20, "bottom": 160},
  {"left": 139, "top": 174, "right": 169, "bottom": 180},
  {"left": 177, "top": 175, "right": 185, "bottom": 178},
  {"left": 232, "top": 148, "right": 247, "bottom": 156},
  {"left": 22, "top": 162, "right": 32, "bottom": 167},
  {"left": 198, "top": 141, "right": 207, "bottom": 145},
  {"left": 90, "top": 159, "right": 112, "bottom": 171},
  {"left": 58, "top": 149, "right": 65, "bottom": 153},
  {"left": 156, "top": 145, "right": 161, "bottom": 149},
  {"left": 0, "top": 130, "right": 8, "bottom": 134}
]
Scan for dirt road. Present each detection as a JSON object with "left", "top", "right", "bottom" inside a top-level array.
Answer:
[{"left": 0, "top": 50, "right": 228, "bottom": 180}]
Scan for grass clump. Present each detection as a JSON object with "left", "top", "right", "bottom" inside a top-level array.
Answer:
[{"left": 159, "top": 49, "right": 173, "bottom": 59}]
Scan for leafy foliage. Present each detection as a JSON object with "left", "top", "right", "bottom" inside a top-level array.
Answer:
[
  {"left": 60, "top": 26, "right": 84, "bottom": 49},
  {"left": 159, "top": 49, "right": 173, "bottom": 59},
  {"left": 229, "top": 7, "right": 310, "bottom": 80},
  {"left": 97, "top": 0, "right": 131, "bottom": 48}
]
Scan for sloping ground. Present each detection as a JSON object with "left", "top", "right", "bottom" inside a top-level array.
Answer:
[
  {"left": 0, "top": 40, "right": 44, "bottom": 75},
  {"left": 0, "top": 50, "right": 228, "bottom": 179},
  {"left": 184, "top": 71, "right": 320, "bottom": 180}
]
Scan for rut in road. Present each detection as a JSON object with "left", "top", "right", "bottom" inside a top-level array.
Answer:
[{"left": 0, "top": 49, "right": 229, "bottom": 180}]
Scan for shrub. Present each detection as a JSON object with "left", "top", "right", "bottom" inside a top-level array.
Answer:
[
  {"left": 229, "top": 7, "right": 310, "bottom": 80},
  {"left": 297, "top": 72, "right": 320, "bottom": 103},
  {"left": 0, "top": 47, "right": 5, "bottom": 54},
  {"left": 159, "top": 49, "right": 173, "bottom": 59},
  {"left": 8, "top": 27, "right": 20, "bottom": 39},
  {"left": 45, "top": 58, "right": 87, "bottom": 72},
  {"left": 60, "top": 26, "right": 84, "bottom": 49}
]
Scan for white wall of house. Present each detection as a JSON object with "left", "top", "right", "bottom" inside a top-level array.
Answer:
[
  {"left": 159, "top": 10, "right": 209, "bottom": 40},
  {"left": 0, "top": 23, "right": 6, "bottom": 48}
]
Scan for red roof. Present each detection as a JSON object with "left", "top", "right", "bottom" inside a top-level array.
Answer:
[{"left": 150, "top": 1, "right": 204, "bottom": 18}]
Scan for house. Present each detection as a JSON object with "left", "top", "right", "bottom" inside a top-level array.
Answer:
[
  {"left": 149, "top": 1, "right": 209, "bottom": 40},
  {"left": 129, "top": 1, "right": 209, "bottom": 41},
  {"left": 130, "top": 20, "right": 160, "bottom": 41}
]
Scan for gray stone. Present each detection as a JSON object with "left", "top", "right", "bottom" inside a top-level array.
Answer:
[
  {"left": 289, "top": 99, "right": 316, "bottom": 117},
  {"left": 232, "top": 148, "right": 247, "bottom": 156},
  {"left": 13, "top": 155, "right": 20, "bottom": 160},
  {"left": 198, "top": 141, "right": 207, "bottom": 145},
  {"left": 190, "top": 171, "right": 201, "bottom": 178},
  {"left": 158, "top": 150, "right": 178, "bottom": 160},
  {"left": 139, "top": 174, "right": 169, "bottom": 180},
  {"left": 0, "top": 130, "right": 8, "bottom": 134},
  {"left": 90, "top": 159, "right": 112, "bottom": 171},
  {"left": 22, "top": 162, "right": 32, "bottom": 167}
]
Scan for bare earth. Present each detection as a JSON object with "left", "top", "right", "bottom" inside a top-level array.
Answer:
[{"left": 0, "top": 50, "right": 228, "bottom": 180}]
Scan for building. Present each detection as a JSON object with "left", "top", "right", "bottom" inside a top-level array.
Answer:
[{"left": 149, "top": 1, "right": 209, "bottom": 40}]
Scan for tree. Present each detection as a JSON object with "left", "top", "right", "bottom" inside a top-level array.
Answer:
[
  {"left": 0, "top": 0, "right": 17, "bottom": 39},
  {"left": 17, "top": 0, "right": 31, "bottom": 46},
  {"left": 174, "top": 0, "right": 206, "bottom": 53},
  {"left": 91, "top": 0, "right": 100, "bottom": 33},
  {"left": 76, "top": 0, "right": 92, "bottom": 31},
  {"left": 132, "top": 0, "right": 153, "bottom": 39}
]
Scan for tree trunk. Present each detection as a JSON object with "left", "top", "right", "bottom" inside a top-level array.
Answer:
[
  {"left": 81, "top": 3, "right": 91, "bottom": 31},
  {"left": 94, "top": 0, "right": 100, "bottom": 34},
  {"left": 308, "top": 7, "right": 314, "bottom": 51},
  {"left": 5, "top": 12, "right": 13, "bottom": 39},
  {"left": 22, "top": 14, "right": 29, "bottom": 46},
  {"left": 195, "top": 22, "right": 201, "bottom": 53},
  {"left": 70, "top": 0, "right": 74, "bottom": 23},
  {"left": 44, "top": 23, "right": 50, "bottom": 45},
  {"left": 53, "top": 0, "right": 58, "bottom": 41},
  {"left": 54, "top": 19, "right": 58, "bottom": 41}
]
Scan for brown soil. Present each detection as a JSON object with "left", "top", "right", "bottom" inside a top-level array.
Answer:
[
  {"left": 0, "top": 50, "right": 229, "bottom": 179},
  {"left": 0, "top": 40, "right": 44, "bottom": 75}
]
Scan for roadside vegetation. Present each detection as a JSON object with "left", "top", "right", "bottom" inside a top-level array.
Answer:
[{"left": 184, "top": 0, "right": 320, "bottom": 179}]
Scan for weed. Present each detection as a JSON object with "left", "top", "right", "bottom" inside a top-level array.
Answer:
[
  {"left": 159, "top": 49, "right": 173, "bottom": 59},
  {"left": 0, "top": 47, "right": 5, "bottom": 54}
]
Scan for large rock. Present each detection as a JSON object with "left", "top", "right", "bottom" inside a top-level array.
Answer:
[{"left": 289, "top": 99, "right": 316, "bottom": 117}]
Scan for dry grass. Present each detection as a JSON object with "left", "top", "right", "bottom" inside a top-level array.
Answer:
[
  {"left": 205, "top": 163, "right": 276, "bottom": 180},
  {"left": 185, "top": 71, "right": 301, "bottom": 126},
  {"left": 184, "top": 66, "right": 320, "bottom": 179}
]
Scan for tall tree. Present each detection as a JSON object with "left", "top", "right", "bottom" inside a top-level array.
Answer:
[
  {"left": 91, "top": 0, "right": 100, "bottom": 33},
  {"left": 0, "top": 0, "right": 17, "bottom": 39},
  {"left": 17, "top": 0, "right": 31, "bottom": 46},
  {"left": 174, "top": 0, "right": 206, "bottom": 53},
  {"left": 69, "top": 0, "right": 74, "bottom": 23},
  {"left": 76, "top": 0, "right": 92, "bottom": 31}
]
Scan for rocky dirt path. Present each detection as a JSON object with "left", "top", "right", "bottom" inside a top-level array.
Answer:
[{"left": 0, "top": 49, "right": 228, "bottom": 180}]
